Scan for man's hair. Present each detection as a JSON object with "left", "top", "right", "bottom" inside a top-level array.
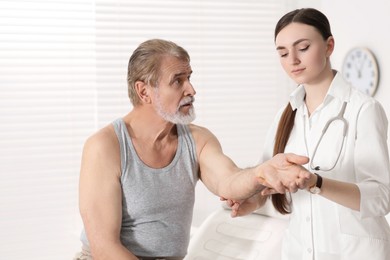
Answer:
[{"left": 127, "top": 39, "right": 190, "bottom": 106}]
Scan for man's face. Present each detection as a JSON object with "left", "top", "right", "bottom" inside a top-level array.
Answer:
[{"left": 152, "top": 55, "right": 196, "bottom": 124}]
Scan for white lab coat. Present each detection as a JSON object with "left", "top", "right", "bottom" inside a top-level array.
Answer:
[{"left": 262, "top": 72, "right": 390, "bottom": 260}]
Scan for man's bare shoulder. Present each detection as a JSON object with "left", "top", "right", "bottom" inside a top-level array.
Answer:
[
  {"left": 188, "top": 124, "right": 215, "bottom": 140},
  {"left": 83, "top": 124, "right": 119, "bottom": 156},
  {"left": 188, "top": 123, "right": 221, "bottom": 153},
  {"left": 81, "top": 123, "right": 121, "bottom": 178}
]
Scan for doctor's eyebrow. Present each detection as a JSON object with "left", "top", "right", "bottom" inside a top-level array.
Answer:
[{"left": 276, "top": 39, "right": 310, "bottom": 50}]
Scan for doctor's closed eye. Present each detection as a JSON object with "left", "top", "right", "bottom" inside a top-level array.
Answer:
[
  {"left": 276, "top": 42, "right": 310, "bottom": 58},
  {"left": 299, "top": 45, "right": 310, "bottom": 52},
  {"left": 277, "top": 49, "right": 288, "bottom": 58}
]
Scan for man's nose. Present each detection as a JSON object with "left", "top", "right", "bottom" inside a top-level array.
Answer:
[{"left": 185, "top": 82, "right": 196, "bottom": 96}]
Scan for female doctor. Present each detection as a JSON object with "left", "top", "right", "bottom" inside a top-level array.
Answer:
[{"left": 230, "top": 8, "right": 390, "bottom": 260}]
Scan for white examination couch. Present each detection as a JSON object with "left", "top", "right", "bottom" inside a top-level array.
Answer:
[{"left": 185, "top": 200, "right": 289, "bottom": 260}]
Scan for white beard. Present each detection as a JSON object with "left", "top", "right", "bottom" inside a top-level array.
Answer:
[{"left": 153, "top": 90, "right": 196, "bottom": 125}]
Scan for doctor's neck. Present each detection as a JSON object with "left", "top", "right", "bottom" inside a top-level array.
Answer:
[{"left": 303, "top": 69, "right": 336, "bottom": 114}]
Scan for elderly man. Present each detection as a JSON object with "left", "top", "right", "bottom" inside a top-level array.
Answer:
[{"left": 74, "top": 39, "right": 310, "bottom": 260}]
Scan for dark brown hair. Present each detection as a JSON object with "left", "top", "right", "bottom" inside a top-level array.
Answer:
[
  {"left": 271, "top": 104, "right": 296, "bottom": 214},
  {"left": 271, "top": 8, "right": 332, "bottom": 214},
  {"left": 274, "top": 8, "right": 332, "bottom": 42}
]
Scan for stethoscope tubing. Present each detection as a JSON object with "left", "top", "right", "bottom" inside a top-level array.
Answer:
[{"left": 305, "top": 101, "right": 348, "bottom": 171}]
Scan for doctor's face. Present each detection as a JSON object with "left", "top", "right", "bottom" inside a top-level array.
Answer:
[{"left": 275, "top": 22, "right": 333, "bottom": 85}]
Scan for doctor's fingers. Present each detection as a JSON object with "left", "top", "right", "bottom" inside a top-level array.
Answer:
[
  {"left": 230, "top": 208, "right": 239, "bottom": 218},
  {"left": 295, "top": 175, "right": 311, "bottom": 189},
  {"left": 261, "top": 187, "right": 278, "bottom": 196},
  {"left": 223, "top": 199, "right": 234, "bottom": 207},
  {"left": 258, "top": 172, "right": 284, "bottom": 193},
  {"left": 299, "top": 168, "right": 311, "bottom": 179},
  {"left": 294, "top": 175, "right": 310, "bottom": 188},
  {"left": 285, "top": 182, "right": 299, "bottom": 193},
  {"left": 287, "top": 164, "right": 311, "bottom": 180},
  {"left": 278, "top": 178, "right": 298, "bottom": 193},
  {"left": 268, "top": 181, "right": 286, "bottom": 194}
]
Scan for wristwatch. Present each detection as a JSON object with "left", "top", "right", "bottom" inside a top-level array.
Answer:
[{"left": 309, "top": 173, "right": 322, "bottom": 194}]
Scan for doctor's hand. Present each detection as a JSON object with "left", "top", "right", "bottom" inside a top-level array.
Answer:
[
  {"left": 256, "top": 153, "right": 311, "bottom": 195},
  {"left": 221, "top": 194, "right": 267, "bottom": 218}
]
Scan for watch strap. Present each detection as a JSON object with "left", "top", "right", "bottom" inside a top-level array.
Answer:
[
  {"left": 314, "top": 173, "right": 322, "bottom": 189},
  {"left": 309, "top": 173, "right": 322, "bottom": 194}
]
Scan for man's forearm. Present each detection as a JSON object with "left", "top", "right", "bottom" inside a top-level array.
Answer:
[{"left": 218, "top": 166, "right": 265, "bottom": 200}]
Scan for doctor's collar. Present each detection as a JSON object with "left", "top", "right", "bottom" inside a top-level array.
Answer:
[
  {"left": 289, "top": 84, "right": 305, "bottom": 110},
  {"left": 289, "top": 71, "right": 351, "bottom": 110},
  {"left": 327, "top": 71, "right": 351, "bottom": 103}
]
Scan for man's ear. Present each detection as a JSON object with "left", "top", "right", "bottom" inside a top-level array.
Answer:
[{"left": 135, "top": 81, "right": 151, "bottom": 104}]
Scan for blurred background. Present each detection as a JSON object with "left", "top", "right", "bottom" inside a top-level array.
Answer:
[{"left": 1, "top": 0, "right": 390, "bottom": 259}]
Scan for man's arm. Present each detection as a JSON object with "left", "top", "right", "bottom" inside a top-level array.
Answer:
[
  {"left": 191, "top": 125, "right": 310, "bottom": 200},
  {"left": 79, "top": 126, "right": 138, "bottom": 260}
]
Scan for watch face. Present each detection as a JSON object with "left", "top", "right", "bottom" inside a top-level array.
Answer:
[
  {"left": 309, "top": 186, "right": 321, "bottom": 194},
  {"left": 342, "top": 47, "right": 379, "bottom": 97}
]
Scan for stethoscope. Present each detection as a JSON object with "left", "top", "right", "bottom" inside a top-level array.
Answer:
[{"left": 304, "top": 101, "right": 348, "bottom": 171}]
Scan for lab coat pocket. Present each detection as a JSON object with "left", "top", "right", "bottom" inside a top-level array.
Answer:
[{"left": 339, "top": 207, "right": 390, "bottom": 241}]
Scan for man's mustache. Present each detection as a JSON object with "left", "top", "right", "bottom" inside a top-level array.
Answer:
[{"left": 179, "top": 96, "right": 195, "bottom": 107}]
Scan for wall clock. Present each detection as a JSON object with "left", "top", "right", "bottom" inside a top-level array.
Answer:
[{"left": 341, "top": 47, "right": 379, "bottom": 96}]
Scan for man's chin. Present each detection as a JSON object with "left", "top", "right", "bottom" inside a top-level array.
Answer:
[
  {"left": 157, "top": 107, "right": 196, "bottom": 125},
  {"left": 170, "top": 113, "right": 196, "bottom": 125},
  {"left": 173, "top": 115, "right": 196, "bottom": 125}
]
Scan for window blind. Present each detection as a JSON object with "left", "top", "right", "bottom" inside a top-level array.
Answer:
[
  {"left": 0, "top": 1, "right": 96, "bottom": 259},
  {"left": 0, "top": 0, "right": 291, "bottom": 258}
]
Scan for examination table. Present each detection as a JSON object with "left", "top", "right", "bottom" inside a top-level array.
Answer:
[{"left": 185, "top": 200, "right": 289, "bottom": 260}]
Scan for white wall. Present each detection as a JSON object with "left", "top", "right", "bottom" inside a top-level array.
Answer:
[
  {"left": 193, "top": 0, "right": 390, "bottom": 226},
  {"left": 319, "top": 0, "right": 390, "bottom": 222}
]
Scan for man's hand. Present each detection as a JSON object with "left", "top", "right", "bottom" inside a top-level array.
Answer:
[{"left": 257, "top": 153, "right": 311, "bottom": 195}]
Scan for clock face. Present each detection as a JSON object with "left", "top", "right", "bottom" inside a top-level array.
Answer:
[{"left": 341, "top": 47, "right": 379, "bottom": 96}]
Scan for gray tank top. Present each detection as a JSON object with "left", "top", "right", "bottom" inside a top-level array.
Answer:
[{"left": 80, "top": 118, "right": 199, "bottom": 257}]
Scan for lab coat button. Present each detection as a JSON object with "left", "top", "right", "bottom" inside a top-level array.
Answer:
[
  {"left": 307, "top": 248, "right": 312, "bottom": 253},
  {"left": 306, "top": 216, "right": 311, "bottom": 222}
]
